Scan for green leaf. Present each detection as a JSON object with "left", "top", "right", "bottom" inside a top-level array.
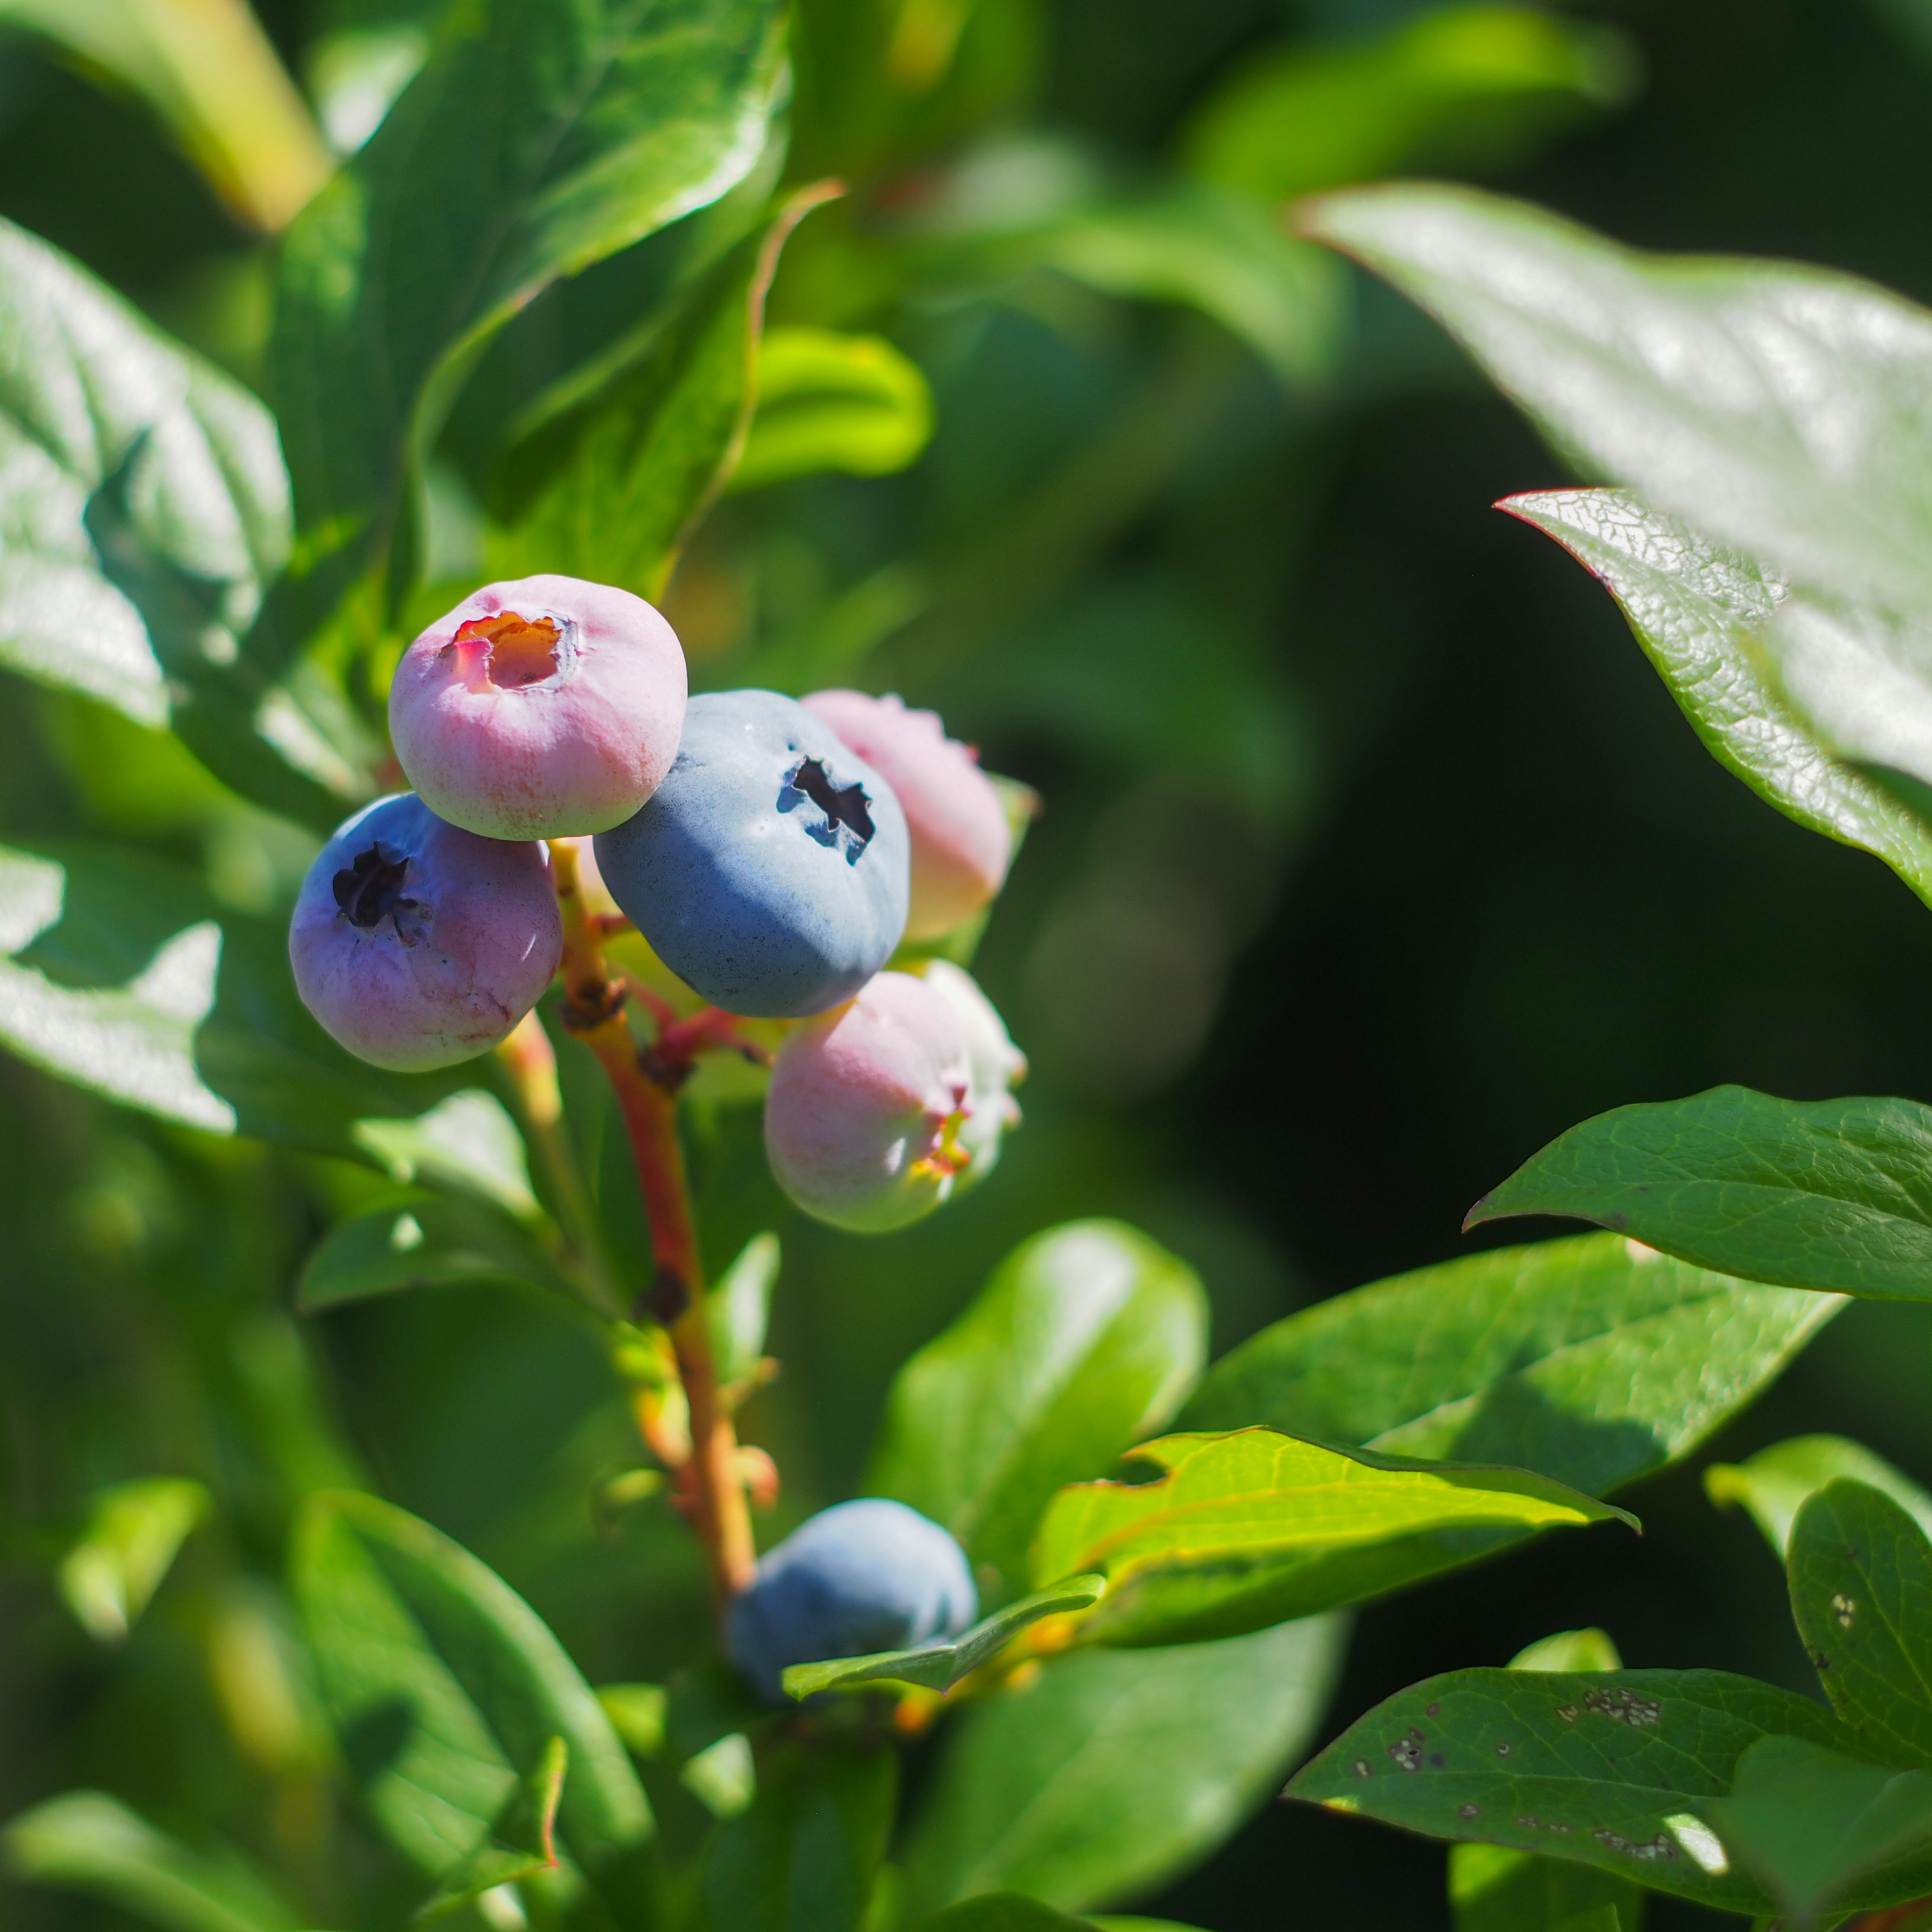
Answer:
[
  {"left": 1706, "top": 1434, "right": 1932, "bottom": 1558},
  {"left": 1449, "top": 1629, "right": 1647, "bottom": 1932},
  {"left": 351, "top": 1089, "right": 539, "bottom": 1222},
  {"left": 870, "top": 1219, "right": 1208, "bottom": 1602},
  {"left": 780, "top": 1576, "right": 1107, "bottom": 1700},
  {"left": 920, "top": 1901, "right": 1088, "bottom": 1932},
  {"left": 1503, "top": 489, "right": 1932, "bottom": 912},
  {"left": 1181, "top": 7, "right": 1635, "bottom": 205},
  {"left": 291, "top": 1491, "right": 652, "bottom": 1916},
  {"left": 700, "top": 1739, "right": 896, "bottom": 1932},
  {"left": 707, "top": 1230, "right": 779, "bottom": 1391},
  {"left": 4, "top": 1791, "right": 299, "bottom": 1932},
  {"left": 416, "top": 1735, "right": 566, "bottom": 1922},
  {"left": 1300, "top": 182, "right": 1932, "bottom": 622},
  {"left": 595, "top": 1683, "right": 667, "bottom": 1759},
  {"left": 1706, "top": 1734, "right": 1932, "bottom": 1925},
  {"left": 1467, "top": 1086, "right": 1932, "bottom": 1298},
  {"left": 488, "top": 188, "right": 817, "bottom": 600},
  {"left": 730, "top": 325, "right": 935, "bottom": 491},
  {"left": 58, "top": 1476, "right": 210, "bottom": 1645},
  {"left": 899, "top": 1614, "right": 1346, "bottom": 1917},
  {"left": 1033, "top": 1429, "right": 1635, "bottom": 1648},
  {"left": 297, "top": 1193, "right": 580, "bottom": 1314},
  {"left": 271, "top": 0, "right": 787, "bottom": 617},
  {"left": 1287, "top": 1666, "right": 1862, "bottom": 1916},
  {"left": 1788, "top": 1481, "right": 1932, "bottom": 1770},
  {"left": 1180, "top": 1230, "right": 1840, "bottom": 1500}
]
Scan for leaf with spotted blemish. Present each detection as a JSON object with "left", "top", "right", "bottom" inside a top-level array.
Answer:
[
  {"left": 1286, "top": 1666, "right": 1862, "bottom": 1916},
  {"left": 1788, "top": 1481, "right": 1932, "bottom": 1771},
  {"left": 1467, "top": 1087, "right": 1932, "bottom": 1299}
]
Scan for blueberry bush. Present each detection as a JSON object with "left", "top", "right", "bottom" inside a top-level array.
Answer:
[{"left": 10, "top": 3, "right": 1932, "bottom": 1931}]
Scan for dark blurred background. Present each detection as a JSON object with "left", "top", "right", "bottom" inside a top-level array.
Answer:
[{"left": 7, "top": 1, "right": 1932, "bottom": 1927}]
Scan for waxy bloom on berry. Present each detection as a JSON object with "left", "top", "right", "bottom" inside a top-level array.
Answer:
[{"left": 390, "top": 574, "right": 688, "bottom": 840}]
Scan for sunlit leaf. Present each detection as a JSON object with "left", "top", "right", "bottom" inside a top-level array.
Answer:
[
  {"left": 1706, "top": 1434, "right": 1932, "bottom": 1558},
  {"left": 1288, "top": 1666, "right": 1865, "bottom": 1916},
  {"left": 1469, "top": 1086, "right": 1932, "bottom": 1298},
  {"left": 1181, "top": 1230, "right": 1839, "bottom": 1500},
  {"left": 416, "top": 1735, "right": 567, "bottom": 1922},
  {"left": 352, "top": 1090, "right": 540, "bottom": 1223},
  {"left": 731, "top": 325, "right": 935, "bottom": 490},
  {"left": 780, "top": 1576, "right": 1106, "bottom": 1699},
  {"left": 707, "top": 1230, "right": 779, "bottom": 1390},
  {"left": 58, "top": 1476, "right": 210, "bottom": 1645},
  {"left": 870, "top": 1219, "right": 1208, "bottom": 1600},
  {"left": 1033, "top": 1428, "right": 1633, "bottom": 1647},
  {"left": 4, "top": 1791, "right": 298, "bottom": 1932},
  {"left": 899, "top": 1615, "right": 1345, "bottom": 1917}
]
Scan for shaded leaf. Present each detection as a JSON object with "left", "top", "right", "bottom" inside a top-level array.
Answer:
[
  {"left": 352, "top": 1090, "right": 539, "bottom": 1223},
  {"left": 4, "top": 1791, "right": 297, "bottom": 1932},
  {"left": 780, "top": 1576, "right": 1107, "bottom": 1700},
  {"left": 489, "top": 187, "right": 824, "bottom": 600},
  {"left": 700, "top": 1739, "right": 896, "bottom": 1932},
  {"left": 1468, "top": 1087, "right": 1932, "bottom": 1298},
  {"left": 1707, "top": 1735, "right": 1932, "bottom": 1925},
  {"left": 731, "top": 325, "right": 934, "bottom": 490},
  {"left": 58, "top": 1476, "right": 210, "bottom": 1645},
  {"left": 900, "top": 1614, "right": 1346, "bottom": 1917},
  {"left": 1182, "top": 7, "right": 1634, "bottom": 204},
  {"left": 1503, "top": 489, "right": 1932, "bottom": 912},
  {"left": 707, "top": 1231, "right": 779, "bottom": 1391},
  {"left": 296, "top": 1194, "right": 577, "bottom": 1314},
  {"left": 1180, "top": 1230, "right": 1840, "bottom": 1500},
  {"left": 1302, "top": 182, "right": 1932, "bottom": 621},
  {"left": 870, "top": 1218, "right": 1208, "bottom": 1602},
  {"left": 1287, "top": 1666, "right": 1862, "bottom": 1915},
  {"left": 1034, "top": 1429, "right": 1635, "bottom": 1649},
  {"left": 271, "top": 0, "right": 787, "bottom": 618},
  {"left": 415, "top": 1735, "right": 566, "bottom": 1922},
  {"left": 1706, "top": 1435, "right": 1932, "bottom": 1559},
  {"left": 1789, "top": 1481, "right": 1932, "bottom": 1770},
  {"left": 920, "top": 1900, "right": 1088, "bottom": 1932},
  {"left": 291, "top": 1491, "right": 652, "bottom": 1917}
]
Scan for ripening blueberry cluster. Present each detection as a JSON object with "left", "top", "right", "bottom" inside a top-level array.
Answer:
[{"left": 288, "top": 574, "right": 1025, "bottom": 1232}]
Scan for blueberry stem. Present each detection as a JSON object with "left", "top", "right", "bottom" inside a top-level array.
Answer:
[{"left": 549, "top": 840, "right": 759, "bottom": 1608}]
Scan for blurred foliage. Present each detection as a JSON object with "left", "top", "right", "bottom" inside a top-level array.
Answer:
[{"left": 11, "top": 1, "right": 1932, "bottom": 1930}]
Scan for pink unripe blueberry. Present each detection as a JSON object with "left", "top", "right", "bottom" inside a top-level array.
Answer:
[
  {"left": 390, "top": 574, "right": 688, "bottom": 840},
  {"left": 764, "top": 971, "right": 973, "bottom": 1233},
  {"left": 801, "top": 690, "right": 1011, "bottom": 941},
  {"left": 289, "top": 794, "right": 562, "bottom": 1071}
]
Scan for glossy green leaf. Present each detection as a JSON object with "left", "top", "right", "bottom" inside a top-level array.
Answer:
[
  {"left": 297, "top": 1194, "right": 577, "bottom": 1314},
  {"left": 700, "top": 1739, "right": 896, "bottom": 1932},
  {"left": 870, "top": 1219, "right": 1208, "bottom": 1601},
  {"left": 351, "top": 1090, "right": 539, "bottom": 1223},
  {"left": 707, "top": 1230, "right": 779, "bottom": 1390},
  {"left": 1706, "top": 1734, "right": 1932, "bottom": 1924},
  {"left": 1288, "top": 1666, "right": 1861, "bottom": 1915},
  {"left": 489, "top": 190, "right": 813, "bottom": 600},
  {"left": 1706, "top": 1434, "right": 1932, "bottom": 1558},
  {"left": 780, "top": 1576, "right": 1106, "bottom": 1700},
  {"left": 271, "top": 0, "right": 786, "bottom": 617},
  {"left": 1033, "top": 1428, "right": 1634, "bottom": 1647},
  {"left": 1449, "top": 1630, "right": 1647, "bottom": 1932},
  {"left": 1182, "top": 7, "right": 1633, "bottom": 205},
  {"left": 58, "top": 1476, "right": 210, "bottom": 1645},
  {"left": 416, "top": 1735, "right": 566, "bottom": 1922},
  {"left": 900, "top": 1614, "right": 1345, "bottom": 1917},
  {"left": 0, "top": 0, "right": 331, "bottom": 231},
  {"left": 1788, "top": 1481, "right": 1932, "bottom": 1770},
  {"left": 3, "top": 1791, "right": 298, "bottom": 1932},
  {"left": 731, "top": 325, "right": 935, "bottom": 491},
  {"left": 1469, "top": 1087, "right": 1932, "bottom": 1298},
  {"left": 1181, "top": 1230, "right": 1840, "bottom": 1500},
  {"left": 1302, "top": 183, "right": 1932, "bottom": 622},
  {"left": 1504, "top": 489, "right": 1932, "bottom": 911},
  {"left": 291, "top": 1492, "right": 652, "bottom": 1916}
]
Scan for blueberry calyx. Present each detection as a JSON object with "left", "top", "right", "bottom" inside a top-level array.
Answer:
[
  {"left": 783, "top": 757, "right": 875, "bottom": 863},
  {"left": 334, "top": 843, "right": 422, "bottom": 945}
]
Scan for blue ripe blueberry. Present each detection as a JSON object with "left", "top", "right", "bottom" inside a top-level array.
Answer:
[
  {"left": 288, "top": 794, "right": 562, "bottom": 1071},
  {"left": 593, "top": 690, "right": 910, "bottom": 1017},
  {"left": 727, "top": 1498, "right": 978, "bottom": 1704}
]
